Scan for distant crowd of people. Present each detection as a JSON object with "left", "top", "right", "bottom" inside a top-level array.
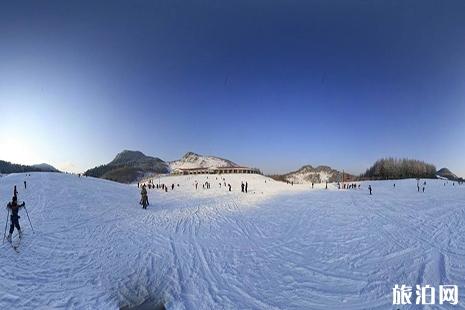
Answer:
[
  {"left": 136, "top": 175, "right": 253, "bottom": 209},
  {"left": 338, "top": 183, "right": 360, "bottom": 190}
]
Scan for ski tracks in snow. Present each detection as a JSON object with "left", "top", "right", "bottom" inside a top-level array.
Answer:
[{"left": 2, "top": 174, "right": 465, "bottom": 309}]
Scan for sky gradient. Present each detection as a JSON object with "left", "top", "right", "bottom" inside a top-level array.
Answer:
[{"left": 0, "top": 0, "right": 464, "bottom": 176}]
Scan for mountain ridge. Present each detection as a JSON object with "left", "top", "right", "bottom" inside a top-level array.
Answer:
[
  {"left": 0, "top": 160, "right": 60, "bottom": 174},
  {"left": 436, "top": 168, "right": 463, "bottom": 181},
  {"left": 84, "top": 150, "right": 241, "bottom": 183},
  {"left": 84, "top": 150, "right": 169, "bottom": 183},
  {"left": 270, "top": 165, "right": 355, "bottom": 184}
]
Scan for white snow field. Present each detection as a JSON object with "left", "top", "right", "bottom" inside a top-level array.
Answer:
[{"left": 1, "top": 173, "right": 465, "bottom": 309}]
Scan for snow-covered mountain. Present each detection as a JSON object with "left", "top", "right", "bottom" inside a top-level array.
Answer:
[
  {"left": 169, "top": 152, "right": 239, "bottom": 171},
  {"left": 436, "top": 168, "right": 461, "bottom": 181},
  {"left": 282, "top": 165, "right": 354, "bottom": 184}
]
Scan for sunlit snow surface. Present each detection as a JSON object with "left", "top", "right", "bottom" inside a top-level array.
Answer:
[{"left": 1, "top": 173, "right": 464, "bottom": 309}]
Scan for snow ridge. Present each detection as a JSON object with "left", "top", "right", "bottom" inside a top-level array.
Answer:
[
  {"left": 169, "top": 152, "right": 239, "bottom": 172},
  {"left": 283, "top": 165, "right": 344, "bottom": 184}
]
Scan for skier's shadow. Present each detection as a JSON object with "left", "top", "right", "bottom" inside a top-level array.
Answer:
[{"left": 120, "top": 299, "right": 165, "bottom": 310}]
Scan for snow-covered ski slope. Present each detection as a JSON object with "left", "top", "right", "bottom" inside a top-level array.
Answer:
[{"left": 1, "top": 173, "right": 465, "bottom": 309}]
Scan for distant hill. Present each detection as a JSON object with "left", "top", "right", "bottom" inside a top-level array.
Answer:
[
  {"left": 272, "top": 165, "right": 355, "bottom": 184},
  {"left": 436, "top": 168, "right": 462, "bottom": 181},
  {"left": 362, "top": 158, "right": 436, "bottom": 180},
  {"left": 84, "top": 150, "right": 169, "bottom": 183},
  {"left": 32, "top": 163, "right": 60, "bottom": 172},
  {"left": 169, "top": 152, "right": 238, "bottom": 172},
  {"left": 0, "top": 160, "right": 60, "bottom": 174}
]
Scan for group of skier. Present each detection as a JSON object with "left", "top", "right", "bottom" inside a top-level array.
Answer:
[
  {"left": 417, "top": 180, "right": 427, "bottom": 193},
  {"left": 217, "top": 177, "right": 232, "bottom": 192},
  {"left": 444, "top": 181, "right": 463, "bottom": 186},
  {"left": 241, "top": 182, "right": 248, "bottom": 193},
  {"left": 138, "top": 178, "right": 185, "bottom": 209},
  {"left": 337, "top": 182, "right": 360, "bottom": 190},
  {"left": 195, "top": 177, "right": 238, "bottom": 193},
  {"left": 135, "top": 173, "right": 463, "bottom": 210},
  {"left": 138, "top": 175, "right": 253, "bottom": 208},
  {"left": 345, "top": 183, "right": 359, "bottom": 189},
  {"left": 138, "top": 183, "right": 172, "bottom": 209}
]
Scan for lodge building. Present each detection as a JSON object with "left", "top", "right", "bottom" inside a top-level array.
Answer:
[{"left": 172, "top": 166, "right": 261, "bottom": 175}]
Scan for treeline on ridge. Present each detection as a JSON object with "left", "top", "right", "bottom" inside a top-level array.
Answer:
[
  {"left": 0, "top": 160, "right": 50, "bottom": 174},
  {"left": 84, "top": 164, "right": 114, "bottom": 178},
  {"left": 361, "top": 158, "right": 436, "bottom": 180},
  {"left": 85, "top": 165, "right": 142, "bottom": 183}
]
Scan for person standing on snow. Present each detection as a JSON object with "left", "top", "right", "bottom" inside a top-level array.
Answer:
[
  {"left": 245, "top": 182, "right": 248, "bottom": 193},
  {"left": 24, "top": 181, "right": 27, "bottom": 189},
  {"left": 140, "top": 185, "right": 149, "bottom": 209},
  {"left": 368, "top": 185, "right": 372, "bottom": 195},
  {"left": 6, "top": 196, "right": 25, "bottom": 242}
]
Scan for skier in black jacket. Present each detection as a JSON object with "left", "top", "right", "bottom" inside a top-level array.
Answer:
[
  {"left": 6, "top": 196, "right": 25, "bottom": 242},
  {"left": 140, "top": 185, "right": 149, "bottom": 209}
]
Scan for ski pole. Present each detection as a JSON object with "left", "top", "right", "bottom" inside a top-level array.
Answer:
[
  {"left": 3, "top": 209, "right": 9, "bottom": 244},
  {"left": 23, "top": 204, "right": 34, "bottom": 234}
]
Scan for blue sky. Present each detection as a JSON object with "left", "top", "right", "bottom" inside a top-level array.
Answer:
[{"left": 0, "top": 0, "right": 464, "bottom": 176}]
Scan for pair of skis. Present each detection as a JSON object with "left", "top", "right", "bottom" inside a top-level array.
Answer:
[
  {"left": 3, "top": 200, "right": 33, "bottom": 253},
  {"left": 7, "top": 233, "right": 21, "bottom": 253}
]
